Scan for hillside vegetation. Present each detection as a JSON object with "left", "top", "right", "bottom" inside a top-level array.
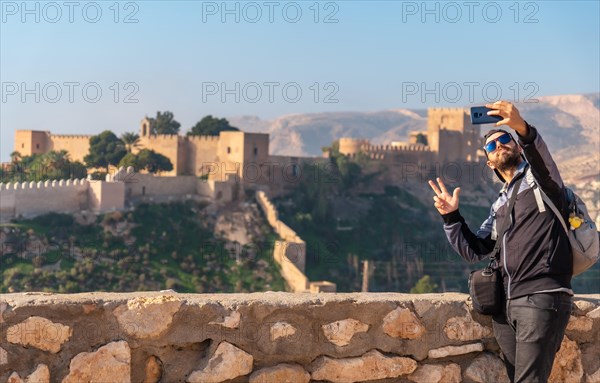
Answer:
[{"left": 1, "top": 201, "right": 285, "bottom": 293}]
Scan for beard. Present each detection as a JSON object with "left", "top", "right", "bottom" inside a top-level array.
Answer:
[{"left": 491, "top": 146, "right": 522, "bottom": 173}]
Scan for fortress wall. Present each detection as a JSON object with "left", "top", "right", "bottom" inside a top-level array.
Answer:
[
  {"left": 0, "top": 187, "right": 16, "bottom": 222},
  {"left": 272, "top": 241, "right": 309, "bottom": 292},
  {"left": 206, "top": 180, "right": 234, "bottom": 202},
  {"left": 124, "top": 174, "right": 198, "bottom": 200},
  {"left": 1, "top": 292, "right": 598, "bottom": 383},
  {"left": 48, "top": 135, "right": 92, "bottom": 163},
  {"left": 462, "top": 125, "right": 483, "bottom": 162},
  {"left": 177, "top": 140, "right": 188, "bottom": 176},
  {"left": 0, "top": 180, "right": 89, "bottom": 220},
  {"left": 185, "top": 135, "right": 220, "bottom": 176},
  {"left": 256, "top": 191, "right": 308, "bottom": 292},
  {"left": 437, "top": 130, "right": 466, "bottom": 163},
  {"left": 0, "top": 171, "right": 237, "bottom": 223},
  {"left": 365, "top": 148, "right": 436, "bottom": 164},
  {"left": 89, "top": 181, "right": 125, "bottom": 213},
  {"left": 196, "top": 180, "right": 214, "bottom": 199},
  {"left": 199, "top": 179, "right": 234, "bottom": 203}
]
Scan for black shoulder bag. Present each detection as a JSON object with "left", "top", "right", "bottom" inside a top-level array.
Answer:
[{"left": 469, "top": 173, "right": 524, "bottom": 315}]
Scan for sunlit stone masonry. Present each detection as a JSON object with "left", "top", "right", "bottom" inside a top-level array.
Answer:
[{"left": 1, "top": 292, "right": 599, "bottom": 382}]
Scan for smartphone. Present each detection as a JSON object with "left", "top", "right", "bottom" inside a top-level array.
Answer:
[{"left": 470, "top": 106, "right": 503, "bottom": 125}]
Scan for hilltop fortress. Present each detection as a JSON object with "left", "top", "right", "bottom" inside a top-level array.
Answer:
[
  {"left": 6, "top": 108, "right": 491, "bottom": 221},
  {"left": 5, "top": 107, "right": 495, "bottom": 224},
  {"left": 339, "top": 108, "right": 481, "bottom": 164},
  {"left": 14, "top": 117, "right": 271, "bottom": 181},
  {"left": 14, "top": 108, "right": 486, "bottom": 183}
]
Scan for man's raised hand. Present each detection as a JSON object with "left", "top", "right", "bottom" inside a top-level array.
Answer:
[
  {"left": 485, "top": 100, "right": 528, "bottom": 136},
  {"left": 428, "top": 177, "right": 460, "bottom": 215}
]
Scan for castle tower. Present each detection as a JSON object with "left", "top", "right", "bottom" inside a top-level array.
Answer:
[
  {"left": 339, "top": 138, "right": 370, "bottom": 156},
  {"left": 217, "top": 131, "right": 269, "bottom": 183},
  {"left": 427, "top": 108, "right": 480, "bottom": 162},
  {"left": 14, "top": 130, "right": 50, "bottom": 157}
]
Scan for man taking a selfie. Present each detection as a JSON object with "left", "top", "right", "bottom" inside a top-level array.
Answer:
[{"left": 428, "top": 101, "right": 573, "bottom": 382}]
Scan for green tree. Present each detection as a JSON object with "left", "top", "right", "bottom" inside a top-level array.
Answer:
[
  {"left": 120, "top": 132, "right": 140, "bottom": 153},
  {"left": 84, "top": 131, "right": 127, "bottom": 172},
  {"left": 410, "top": 275, "right": 439, "bottom": 294},
  {"left": 335, "top": 155, "right": 362, "bottom": 189},
  {"left": 415, "top": 133, "right": 428, "bottom": 145},
  {"left": 7, "top": 151, "right": 87, "bottom": 181},
  {"left": 5, "top": 151, "right": 25, "bottom": 182},
  {"left": 187, "top": 115, "right": 239, "bottom": 136},
  {"left": 136, "top": 149, "right": 173, "bottom": 173},
  {"left": 148, "top": 111, "right": 181, "bottom": 135},
  {"left": 42, "top": 150, "right": 70, "bottom": 173},
  {"left": 56, "top": 158, "right": 86, "bottom": 180},
  {"left": 118, "top": 152, "right": 139, "bottom": 170}
]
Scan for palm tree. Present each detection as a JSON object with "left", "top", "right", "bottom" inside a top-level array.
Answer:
[
  {"left": 121, "top": 132, "right": 141, "bottom": 153},
  {"left": 43, "top": 150, "right": 70, "bottom": 170},
  {"left": 41, "top": 150, "right": 70, "bottom": 179},
  {"left": 10, "top": 151, "right": 22, "bottom": 164}
]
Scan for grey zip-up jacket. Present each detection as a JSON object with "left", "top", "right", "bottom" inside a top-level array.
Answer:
[{"left": 442, "top": 123, "right": 572, "bottom": 299}]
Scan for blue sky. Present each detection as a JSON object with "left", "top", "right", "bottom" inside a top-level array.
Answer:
[{"left": 1, "top": 0, "right": 599, "bottom": 162}]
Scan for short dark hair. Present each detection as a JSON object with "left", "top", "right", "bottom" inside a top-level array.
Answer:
[{"left": 484, "top": 128, "right": 511, "bottom": 142}]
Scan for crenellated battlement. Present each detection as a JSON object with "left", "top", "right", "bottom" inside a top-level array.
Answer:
[
  {"left": 0, "top": 168, "right": 238, "bottom": 222},
  {"left": 360, "top": 144, "right": 431, "bottom": 153},
  {"left": 143, "top": 134, "right": 181, "bottom": 140},
  {"left": 49, "top": 134, "right": 92, "bottom": 140},
  {"left": 0, "top": 178, "right": 88, "bottom": 191},
  {"left": 187, "top": 135, "right": 220, "bottom": 142},
  {"left": 428, "top": 107, "right": 468, "bottom": 113}
]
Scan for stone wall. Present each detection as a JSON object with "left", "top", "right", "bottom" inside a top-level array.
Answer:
[
  {"left": 48, "top": 134, "right": 93, "bottom": 164},
  {"left": 0, "top": 179, "right": 89, "bottom": 220},
  {"left": 1, "top": 292, "right": 598, "bottom": 383},
  {"left": 255, "top": 191, "right": 309, "bottom": 292},
  {"left": 0, "top": 168, "right": 236, "bottom": 222},
  {"left": 185, "top": 135, "right": 220, "bottom": 176},
  {"left": 88, "top": 180, "right": 125, "bottom": 213},
  {"left": 124, "top": 173, "right": 198, "bottom": 200},
  {"left": 255, "top": 191, "right": 336, "bottom": 293}
]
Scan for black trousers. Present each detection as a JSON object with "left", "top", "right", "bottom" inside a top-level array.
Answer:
[{"left": 492, "top": 292, "right": 572, "bottom": 383}]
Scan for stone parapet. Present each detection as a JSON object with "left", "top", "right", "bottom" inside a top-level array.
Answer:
[{"left": 1, "top": 292, "right": 598, "bottom": 383}]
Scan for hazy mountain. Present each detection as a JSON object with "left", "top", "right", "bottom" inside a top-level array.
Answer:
[
  {"left": 229, "top": 93, "right": 599, "bottom": 182},
  {"left": 229, "top": 110, "right": 428, "bottom": 157}
]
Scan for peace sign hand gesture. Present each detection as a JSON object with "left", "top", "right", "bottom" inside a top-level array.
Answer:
[{"left": 428, "top": 177, "right": 461, "bottom": 215}]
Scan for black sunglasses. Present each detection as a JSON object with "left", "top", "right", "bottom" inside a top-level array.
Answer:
[{"left": 484, "top": 133, "right": 512, "bottom": 153}]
